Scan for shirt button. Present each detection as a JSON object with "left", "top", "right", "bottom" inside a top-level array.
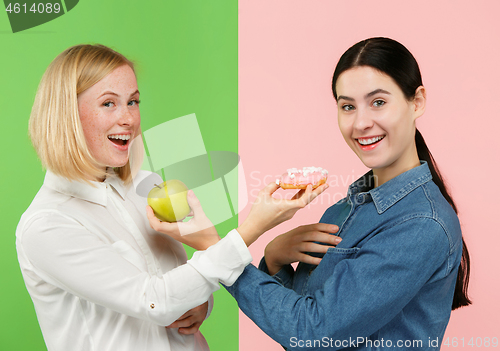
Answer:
[{"left": 150, "top": 303, "right": 155, "bottom": 309}]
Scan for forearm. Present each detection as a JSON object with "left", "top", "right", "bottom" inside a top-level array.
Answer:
[
  {"left": 236, "top": 220, "right": 264, "bottom": 246},
  {"left": 21, "top": 214, "right": 252, "bottom": 327},
  {"left": 153, "top": 230, "right": 252, "bottom": 325},
  {"left": 236, "top": 183, "right": 329, "bottom": 247}
]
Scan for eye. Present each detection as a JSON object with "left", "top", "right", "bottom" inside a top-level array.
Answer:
[
  {"left": 128, "top": 99, "right": 141, "bottom": 106},
  {"left": 372, "top": 99, "right": 385, "bottom": 107},
  {"left": 102, "top": 101, "right": 114, "bottom": 108},
  {"left": 341, "top": 104, "right": 355, "bottom": 111}
]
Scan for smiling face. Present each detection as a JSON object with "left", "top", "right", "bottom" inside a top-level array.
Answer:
[
  {"left": 78, "top": 64, "right": 140, "bottom": 176},
  {"left": 335, "top": 66, "right": 425, "bottom": 186}
]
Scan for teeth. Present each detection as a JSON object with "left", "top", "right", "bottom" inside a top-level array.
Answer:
[
  {"left": 108, "top": 134, "right": 130, "bottom": 140},
  {"left": 358, "top": 136, "right": 384, "bottom": 145}
]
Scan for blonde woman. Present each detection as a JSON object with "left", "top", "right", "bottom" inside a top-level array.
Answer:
[{"left": 16, "top": 44, "right": 328, "bottom": 351}]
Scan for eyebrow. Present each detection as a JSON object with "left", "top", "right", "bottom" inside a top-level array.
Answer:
[
  {"left": 98, "top": 90, "right": 140, "bottom": 99},
  {"left": 337, "top": 88, "right": 391, "bottom": 102}
]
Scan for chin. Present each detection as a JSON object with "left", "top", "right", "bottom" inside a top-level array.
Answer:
[
  {"left": 358, "top": 157, "right": 386, "bottom": 171},
  {"left": 355, "top": 154, "right": 375, "bottom": 168},
  {"left": 106, "top": 160, "right": 129, "bottom": 169}
]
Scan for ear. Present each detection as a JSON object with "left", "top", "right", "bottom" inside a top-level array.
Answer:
[{"left": 412, "top": 86, "right": 426, "bottom": 120}]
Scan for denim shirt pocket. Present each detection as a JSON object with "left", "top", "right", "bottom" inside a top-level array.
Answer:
[
  {"left": 325, "top": 246, "right": 360, "bottom": 257},
  {"left": 305, "top": 247, "right": 361, "bottom": 294}
]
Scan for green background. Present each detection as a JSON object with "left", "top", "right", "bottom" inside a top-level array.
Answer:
[{"left": 0, "top": 1, "right": 238, "bottom": 350}]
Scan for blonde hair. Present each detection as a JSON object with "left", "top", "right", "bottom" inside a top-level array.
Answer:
[{"left": 29, "top": 44, "right": 135, "bottom": 183}]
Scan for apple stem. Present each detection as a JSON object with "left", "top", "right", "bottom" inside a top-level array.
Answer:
[{"left": 154, "top": 183, "right": 162, "bottom": 189}]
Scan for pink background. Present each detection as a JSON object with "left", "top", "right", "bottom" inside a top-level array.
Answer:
[{"left": 238, "top": 0, "right": 500, "bottom": 349}]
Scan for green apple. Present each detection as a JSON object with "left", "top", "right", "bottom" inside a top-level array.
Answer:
[{"left": 147, "top": 179, "right": 191, "bottom": 222}]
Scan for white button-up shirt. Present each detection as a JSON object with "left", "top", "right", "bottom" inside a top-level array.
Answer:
[{"left": 16, "top": 170, "right": 252, "bottom": 351}]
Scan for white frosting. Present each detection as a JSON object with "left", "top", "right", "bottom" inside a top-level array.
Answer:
[{"left": 286, "top": 166, "right": 328, "bottom": 177}]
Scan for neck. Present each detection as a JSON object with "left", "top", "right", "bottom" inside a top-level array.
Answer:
[
  {"left": 86, "top": 167, "right": 109, "bottom": 183},
  {"left": 372, "top": 153, "right": 420, "bottom": 188}
]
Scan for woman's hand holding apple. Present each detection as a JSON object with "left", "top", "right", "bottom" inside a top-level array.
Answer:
[
  {"left": 146, "top": 190, "right": 220, "bottom": 251},
  {"left": 148, "top": 182, "right": 328, "bottom": 251}
]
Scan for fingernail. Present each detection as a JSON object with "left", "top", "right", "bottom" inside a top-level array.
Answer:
[{"left": 335, "top": 237, "right": 342, "bottom": 243}]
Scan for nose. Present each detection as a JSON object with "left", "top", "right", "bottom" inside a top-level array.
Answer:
[
  {"left": 118, "top": 105, "right": 138, "bottom": 126},
  {"left": 353, "top": 107, "right": 373, "bottom": 131}
]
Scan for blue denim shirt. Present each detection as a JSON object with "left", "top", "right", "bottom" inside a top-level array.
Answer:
[{"left": 225, "top": 161, "right": 462, "bottom": 350}]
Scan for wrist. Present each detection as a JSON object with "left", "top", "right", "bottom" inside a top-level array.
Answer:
[
  {"left": 264, "top": 246, "right": 282, "bottom": 276},
  {"left": 264, "top": 256, "right": 282, "bottom": 276},
  {"left": 236, "top": 220, "right": 263, "bottom": 247},
  {"left": 200, "top": 236, "right": 221, "bottom": 251}
]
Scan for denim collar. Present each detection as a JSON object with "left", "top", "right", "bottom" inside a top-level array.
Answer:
[
  {"left": 347, "top": 161, "right": 432, "bottom": 214},
  {"left": 44, "top": 170, "right": 129, "bottom": 206}
]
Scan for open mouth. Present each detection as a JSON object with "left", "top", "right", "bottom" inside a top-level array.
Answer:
[
  {"left": 108, "top": 134, "right": 131, "bottom": 147},
  {"left": 357, "top": 135, "right": 385, "bottom": 146}
]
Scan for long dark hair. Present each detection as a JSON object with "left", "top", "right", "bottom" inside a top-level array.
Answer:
[{"left": 331, "top": 37, "right": 471, "bottom": 310}]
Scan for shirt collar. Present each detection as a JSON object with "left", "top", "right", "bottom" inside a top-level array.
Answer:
[
  {"left": 347, "top": 161, "right": 432, "bottom": 214},
  {"left": 44, "top": 170, "right": 129, "bottom": 206},
  {"left": 106, "top": 173, "right": 129, "bottom": 200}
]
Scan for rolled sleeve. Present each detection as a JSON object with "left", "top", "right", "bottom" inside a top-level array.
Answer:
[
  {"left": 20, "top": 213, "right": 251, "bottom": 327},
  {"left": 187, "top": 229, "right": 253, "bottom": 287}
]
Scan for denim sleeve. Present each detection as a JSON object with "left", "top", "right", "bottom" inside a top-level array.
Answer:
[
  {"left": 258, "top": 257, "right": 295, "bottom": 289},
  {"left": 225, "top": 217, "right": 450, "bottom": 349}
]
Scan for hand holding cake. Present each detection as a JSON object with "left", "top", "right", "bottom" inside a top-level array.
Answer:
[{"left": 277, "top": 166, "right": 328, "bottom": 190}]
